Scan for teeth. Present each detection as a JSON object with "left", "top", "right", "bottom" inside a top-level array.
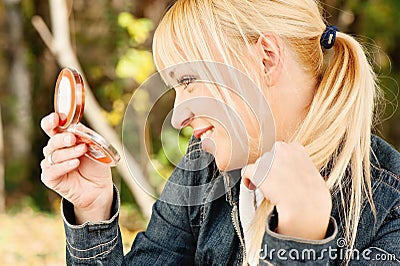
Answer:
[{"left": 200, "top": 128, "right": 214, "bottom": 140}]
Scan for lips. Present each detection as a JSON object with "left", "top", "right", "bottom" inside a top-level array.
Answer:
[{"left": 193, "top": 126, "right": 214, "bottom": 139}]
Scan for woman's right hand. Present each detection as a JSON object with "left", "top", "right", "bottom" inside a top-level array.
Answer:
[{"left": 40, "top": 113, "right": 114, "bottom": 224}]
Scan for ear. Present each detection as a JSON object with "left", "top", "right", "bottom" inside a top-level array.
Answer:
[{"left": 255, "top": 32, "right": 284, "bottom": 86}]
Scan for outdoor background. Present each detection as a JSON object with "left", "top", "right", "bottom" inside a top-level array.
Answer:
[{"left": 0, "top": 0, "right": 399, "bottom": 265}]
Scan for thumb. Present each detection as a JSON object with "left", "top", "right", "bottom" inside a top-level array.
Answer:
[{"left": 241, "top": 163, "right": 257, "bottom": 190}]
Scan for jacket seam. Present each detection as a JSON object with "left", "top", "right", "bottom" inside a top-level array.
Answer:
[
  {"left": 379, "top": 179, "right": 400, "bottom": 194},
  {"left": 264, "top": 216, "right": 338, "bottom": 244},
  {"left": 390, "top": 204, "right": 400, "bottom": 213},
  {"left": 66, "top": 239, "right": 117, "bottom": 260},
  {"left": 66, "top": 228, "right": 119, "bottom": 252},
  {"left": 388, "top": 204, "right": 400, "bottom": 216},
  {"left": 200, "top": 203, "right": 206, "bottom": 224},
  {"left": 360, "top": 168, "right": 384, "bottom": 215},
  {"left": 371, "top": 163, "right": 399, "bottom": 181}
]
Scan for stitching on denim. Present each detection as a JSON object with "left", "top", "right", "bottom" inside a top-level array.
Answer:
[
  {"left": 388, "top": 205, "right": 400, "bottom": 217},
  {"left": 360, "top": 168, "right": 383, "bottom": 214},
  {"left": 379, "top": 179, "right": 400, "bottom": 194},
  {"left": 380, "top": 168, "right": 400, "bottom": 180},
  {"left": 200, "top": 204, "right": 206, "bottom": 224},
  {"left": 390, "top": 204, "right": 400, "bottom": 213},
  {"left": 379, "top": 204, "right": 400, "bottom": 228},
  {"left": 361, "top": 164, "right": 399, "bottom": 214},
  {"left": 66, "top": 228, "right": 118, "bottom": 252},
  {"left": 371, "top": 162, "right": 400, "bottom": 180},
  {"left": 201, "top": 176, "right": 217, "bottom": 205},
  {"left": 375, "top": 201, "right": 391, "bottom": 215},
  {"left": 223, "top": 172, "right": 234, "bottom": 206},
  {"left": 66, "top": 237, "right": 118, "bottom": 260}
]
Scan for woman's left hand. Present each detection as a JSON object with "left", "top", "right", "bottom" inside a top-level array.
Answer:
[{"left": 241, "top": 142, "right": 332, "bottom": 240}]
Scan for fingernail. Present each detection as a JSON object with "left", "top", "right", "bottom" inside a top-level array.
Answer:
[
  {"left": 74, "top": 145, "right": 84, "bottom": 152},
  {"left": 69, "top": 159, "right": 78, "bottom": 166},
  {"left": 49, "top": 113, "right": 55, "bottom": 126},
  {"left": 64, "top": 135, "right": 71, "bottom": 144}
]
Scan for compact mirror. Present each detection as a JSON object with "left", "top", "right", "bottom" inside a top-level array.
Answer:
[{"left": 54, "top": 68, "right": 120, "bottom": 167}]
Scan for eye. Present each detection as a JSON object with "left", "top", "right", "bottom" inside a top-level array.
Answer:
[{"left": 177, "top": 75, "right": 196, "bottom": 91}]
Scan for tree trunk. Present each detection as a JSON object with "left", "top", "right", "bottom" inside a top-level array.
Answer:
[
  {"left": 0, "top": 108, "right": 5, "bottom": 213},
  {"left": 4, "top": 0, "right": 32, "bottom": 163}
]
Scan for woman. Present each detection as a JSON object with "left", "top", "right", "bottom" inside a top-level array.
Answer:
[{"left": 40, "top": 0, "right": 400, "bottom": 265}]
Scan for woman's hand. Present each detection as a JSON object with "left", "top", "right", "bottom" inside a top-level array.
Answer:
[
  {"left": 40, "top": 113, "right": 114, "bottom": 224},
  {"left": 241, "top": 142, "right": 332, "bottom": 240}
]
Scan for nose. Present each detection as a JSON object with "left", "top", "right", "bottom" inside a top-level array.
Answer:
[{"left": 171, "top": 91, "right": 194, "bottom": 129}]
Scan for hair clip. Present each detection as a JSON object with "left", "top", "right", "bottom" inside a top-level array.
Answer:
[{"left": 320, "top": 25, "right": 338, "bottom": 49}]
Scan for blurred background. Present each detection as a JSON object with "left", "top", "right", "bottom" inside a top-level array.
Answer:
[{"left": 0, "top": 0, "right": 399, "bottom": 264}]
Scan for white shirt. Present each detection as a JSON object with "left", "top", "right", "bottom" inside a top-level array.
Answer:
[{"left": 238, "top": 179, "right": 264, "bottom": 265}]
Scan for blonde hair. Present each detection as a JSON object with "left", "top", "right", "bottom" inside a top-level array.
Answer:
[{"left": 153, "top": 0, "right": 378, "bottom": 264}]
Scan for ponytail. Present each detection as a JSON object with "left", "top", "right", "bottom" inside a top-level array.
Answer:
[{"left": 248, "top": 32, "right": 377, "bottom": 265}]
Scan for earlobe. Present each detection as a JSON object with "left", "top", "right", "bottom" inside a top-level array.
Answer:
[{"left": 256, "top": 33, "right": 284, "bottom": 86}]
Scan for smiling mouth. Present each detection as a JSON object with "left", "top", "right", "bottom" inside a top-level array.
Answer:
[{"left": 193, "top": 126, "right": 215, "bottom": 140}]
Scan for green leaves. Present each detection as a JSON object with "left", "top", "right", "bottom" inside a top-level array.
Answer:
[
  {"left": 116, "top": 12, "right": 155, "bottom": 83},
  {"left": 118, "top": 12, "right": 154, "bottom": 45},
  {"left": 105, "top": 12, "right": 155, "bottom": 126},
  {"left": 116, "top": 49, "right": 154, "bottom": 83}
]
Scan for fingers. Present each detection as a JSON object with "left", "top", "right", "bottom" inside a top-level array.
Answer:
[
  {"left": 50, "top": 144, "right": 87, "bottom": 164},
  {"left": 241, "top": 164, "right": 257, "bottom": 190},
  {"left": 40, "top": 130, "right": 87, "bottom": 188},
  {"left": 42, "top": 129, "right": 79, "bottom": 159},
  {"left": 44, "top": 132, "right": 77, "bottom": 155},
  {"left": 41, "top": 134, "right": 86, "bottom": 170},
  {"left": 41, "top": 158, "right": 80, "bottom": 188},
  {"left": 40, "top": 113, "right": 60, "bottom": 137},
  {"left": 241, "top": 141, "right": 310, "bottom": 190},
  {"left": 241, "top": 150, "right": 274, "bottom": 189}
]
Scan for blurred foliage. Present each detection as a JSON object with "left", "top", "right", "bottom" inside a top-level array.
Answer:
[
  {"left": 115, "top": 12, "right": 155, "bottom": 83},
  {"left": 150, "top": 126, "right": 193, "bottom": 194},
  {"left": 103, "top": 12, "right": 154, "bottom": 126},
  {"left": 0, "top": 204, "right": 144, "bottom": 265},
  {"left": 323, "top": 0, "right": 400, "bottom": 141}
]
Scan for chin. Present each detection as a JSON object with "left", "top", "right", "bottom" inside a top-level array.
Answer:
[
  {"left": 209, "top": 140, "right": 253, "bottom": 171},
  {"left": 214, "top": 158, "right": 229, "bottom": 172},
  {"left": 214, "top": 154, "right": 247, "bottom": 172}
]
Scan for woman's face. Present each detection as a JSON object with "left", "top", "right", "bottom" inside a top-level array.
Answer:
[{"left": 164, "top": 63, "right": 275, "bottom": 171}]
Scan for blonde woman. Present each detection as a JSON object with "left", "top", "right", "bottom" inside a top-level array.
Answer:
[{"left": 40, "top": 0, "right": 400, "bottom": 265}]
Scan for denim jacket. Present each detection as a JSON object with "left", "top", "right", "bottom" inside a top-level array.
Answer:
[{"left": 62, "top": 135, "right": 400, "bottom": 265}]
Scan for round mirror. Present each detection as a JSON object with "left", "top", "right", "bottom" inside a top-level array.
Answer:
[
  {"left": 53, "top": 68, "right": 119, "bottom": 166},
  {"left": 56, "top": 76, "right": 72, "bottom": 123},
  {"left": 54, "top": 68, "right": 84, "bottom": 129}
]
